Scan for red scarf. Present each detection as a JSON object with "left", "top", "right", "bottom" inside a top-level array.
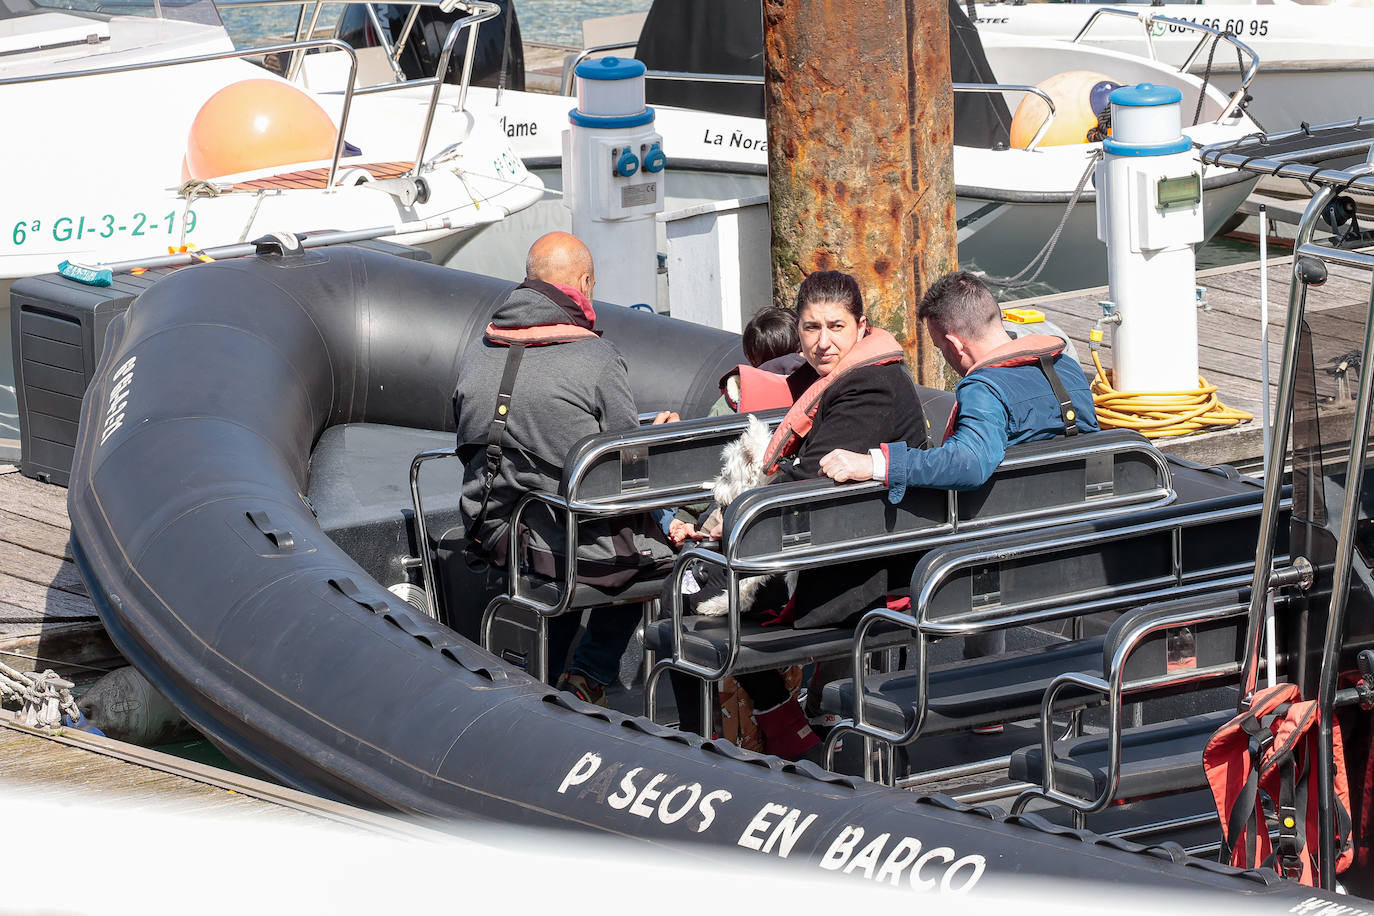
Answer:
[
  {"left": 761, "top": 327, "right": 905, "bottom": 474},
  {"left": 485, "top": 278, "right": 599, "bottom": 347}
]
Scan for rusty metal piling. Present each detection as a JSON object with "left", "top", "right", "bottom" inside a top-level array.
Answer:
[{"left": 764, "top": 0, "right": 957, "bottom": 385}]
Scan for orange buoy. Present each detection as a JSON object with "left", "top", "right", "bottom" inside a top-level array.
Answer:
[
  {"left": 184, "top": 79, "right": 338, "bottom": 180},
  {"left": 1009, "top": 71, "right": 1119, "bottom": 149}
]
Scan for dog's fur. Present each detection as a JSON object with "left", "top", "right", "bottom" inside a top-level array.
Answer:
[{"left": 696, "top": 415, "right": 792, "bottom": 617}]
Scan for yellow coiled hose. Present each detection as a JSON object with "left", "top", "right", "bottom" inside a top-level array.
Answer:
[{"left": 1089, "top": 349, "right": 1252, "bottom": 439}]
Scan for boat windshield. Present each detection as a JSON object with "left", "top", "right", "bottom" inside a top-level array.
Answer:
[
  {"left": 1289, "top": 276, "right": 1374, "bottom": 679},
  {"left": 1, "top": 0, "right": 224, "bottom": 27},
  {"left": 1290, "top": 295, "right": 1374, "bottom": 537}
]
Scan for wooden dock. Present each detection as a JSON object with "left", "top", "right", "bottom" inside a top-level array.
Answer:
[
  {"left": 1022, "top": 251, "right": 1373, "bottom": 471},
  {"left": 0, "top": 710, "right": 436, "bottom": 836},
  {"left": 0, "top": 463, "right": 115, "bottom": 679}
]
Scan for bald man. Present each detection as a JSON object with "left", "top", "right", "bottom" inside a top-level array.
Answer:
[{"left": 453, "top": 232, "right": 674, "bottom": 706}]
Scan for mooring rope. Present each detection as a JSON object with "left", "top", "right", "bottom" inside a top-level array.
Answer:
[
  {"left": 0, "top": 659, "right": 84, "bottom": 730},
  {"left": 981, "top": 147, "right": 1104, "bottom": 291}
]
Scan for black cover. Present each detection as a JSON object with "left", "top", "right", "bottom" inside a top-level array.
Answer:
[
  {"left": 634, "top": 0, "right": 1011, "bottom": 148},
  {"left": 635, "top": 0, "right": 764, "bottom": 118},
  {"left": 335, "top": 0, "right": 524, "bottom": 90},
  {"left": 948, "top": 0, "right": 1012, "bottom": 150},
  {"left": 63, "top": 246, "right": 1361, "bottom": 901}
]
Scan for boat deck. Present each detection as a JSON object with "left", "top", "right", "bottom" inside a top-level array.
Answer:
[{"left": 1024, "top": 251, "right": 1374, "bottom": 471}]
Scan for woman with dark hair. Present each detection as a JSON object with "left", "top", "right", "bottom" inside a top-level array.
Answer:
[{"left": 673, "top": 270, "right": 928, "bottom": 761}]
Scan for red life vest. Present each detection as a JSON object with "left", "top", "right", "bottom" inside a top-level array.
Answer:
[
  {"left": 733, "top": 364, "right": 796, "bottom": 413},
  {"left": 1202, "top": 683, "right": 1354, "bottom": 884},
  {"left": 761, "top": 327, "right": 904, "bottom": 475},
  {"left": 943, "top": 334, "right": 1075, "bottom": 442}
]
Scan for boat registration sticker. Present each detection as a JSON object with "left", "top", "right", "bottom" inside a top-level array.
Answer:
[{"left": 11, "top": 211, "right": 197, "bottom": 247}]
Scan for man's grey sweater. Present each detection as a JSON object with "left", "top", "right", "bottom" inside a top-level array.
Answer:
[{"left": 452, "top": 284, "right": 665, "bottom": 566}]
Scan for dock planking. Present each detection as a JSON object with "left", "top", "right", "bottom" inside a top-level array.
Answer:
[
  {"left": 0, "top": 713, "right": 433, "bottom": 836},
  {"left": 1019, "top": 253, "right": 1373, "bottom": 468},
  {"left": 0, "top": 464, "right": 101, "bottom": 668}
]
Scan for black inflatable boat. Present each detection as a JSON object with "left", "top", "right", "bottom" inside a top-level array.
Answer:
[{"left": 60, "top": 241, "right": 1358, "bottom": 902}]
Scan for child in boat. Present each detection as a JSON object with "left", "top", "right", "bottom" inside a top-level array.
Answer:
[
  {"left": 658, "top": 306, "right": 804, "bottom": 546},
  {"left": 670, "top": 270, "right": 929, "bottom": 760}
]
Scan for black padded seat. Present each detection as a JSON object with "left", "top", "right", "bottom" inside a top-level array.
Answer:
[
  {"left": 1009, "top": 711, "right": 1227, "bottom": 801},
  {"left": 307, "top": 423, "right": 458, "bottom": 584},
  {"left": 643, "top": 616, "right": 912, "bottom": 675},
  {"left": 523, "top": 573, "right": 671, "bottom": 610},
  {"left": 1163, "top": 457, "right": 1260, "bottom": 503},
  {"left": 820, "top": 637, "right": 1107, "bottom": 735}
]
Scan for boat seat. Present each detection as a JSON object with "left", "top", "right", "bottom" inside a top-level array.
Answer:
[
  {"left": 820, "top": 637, "right": 1108, "bottom": 736},
  {"left": 308, "top": 422, "right": 459, "bottom": 586},
  {"left": 475, "top": 410, "right": 790, "bottom": 678},
  {"left": 642, "top": 614, "right": 912, "bottom": 676},
  {"left": 1009, "top": 712, "right": 1225, "bottom": 802},
  {"left": 1002, "top": 589, "right": 1259, "bottom": 818},
  {"left": 816, "top": 491, "right": 1271, "bottom": 741}
]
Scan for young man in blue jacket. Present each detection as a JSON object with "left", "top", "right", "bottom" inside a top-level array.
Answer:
[{"left": 818, "top": 270, "right": 1099, "bottom": 707}]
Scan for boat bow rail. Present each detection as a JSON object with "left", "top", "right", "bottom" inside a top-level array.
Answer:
[
  {"left": 1073, "top": 8, "right": 1259, "bottom": 123},
  {"left": 61, "top": 245, "right": 1362, "bottom": 899}
]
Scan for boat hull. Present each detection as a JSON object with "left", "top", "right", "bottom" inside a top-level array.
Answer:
[
  {"left": 970, "top": 2, "right": 1374, "bottom": 130},
  {"left": 63, "top": 245, "right": 1355, "bottom": 900}
]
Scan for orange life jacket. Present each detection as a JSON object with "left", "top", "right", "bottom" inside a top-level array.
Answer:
[
  {"left": 484, "top": 323, "right": 598, "bottom": 346},
  {"left": 1202, "top": 683, "right": 1354, "bottom": 884},
  {"left": 943, "top": 334, "right": 1075, "bottom": 441},
  {"left": 761, "top": 327, "right": 904, "bottom": 475}
]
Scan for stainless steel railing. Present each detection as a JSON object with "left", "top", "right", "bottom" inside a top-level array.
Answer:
[
  {"left": 1073, "top": 8, "right": 1259, "bottom": 123},
  {"left": 0, "top": 37, "right": 358, "bottom": 188}
]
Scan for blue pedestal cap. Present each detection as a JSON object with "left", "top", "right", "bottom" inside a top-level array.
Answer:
[
  {"left": 1109, "top": 83, "right": 1183, "bottom": 108},
  {"left": 575, "top": 56, "right": 646, "bottom": 81},
  {"left": 568, "top": 106, "right": 656, "bottom": 129},
  {"left": 1103, "top": 82, "right": 1190, "bottom": 156},
  {"left": 570, "top": 56, "right": 654, "bottom": 127}
]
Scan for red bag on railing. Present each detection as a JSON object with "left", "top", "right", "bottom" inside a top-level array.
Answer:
[{"left": 1203, "top": 683, "right": 1354, "bottom": 885}]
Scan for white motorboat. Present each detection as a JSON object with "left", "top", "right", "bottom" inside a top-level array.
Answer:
[
  {"left": 0, "top": 0, "right": 544, "bottom": 459},
  {"left": 969, "top": 2, "right": 1374, "bottom": 131},
  {"left": 443, "top": 17, "right": 1260, "bottom": 308}
]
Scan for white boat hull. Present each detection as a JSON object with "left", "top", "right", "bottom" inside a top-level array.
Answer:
[
  {"left": 451, "top": 33, "right": 1260, "bottom": 318},
  {"left": 0, "top": 9, "right": 545, "bottom": 461},
  {"left": 970, "top": 2, "right": 1374, "bottom": 129}
]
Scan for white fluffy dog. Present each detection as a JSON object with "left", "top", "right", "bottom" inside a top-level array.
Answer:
[{"left": 695, "top": 415, "right": 791, "bottom": 617}]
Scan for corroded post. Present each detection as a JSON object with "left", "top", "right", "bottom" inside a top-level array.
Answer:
[{"left": 764, "top": 0, "right": 956, "bottom": 386}]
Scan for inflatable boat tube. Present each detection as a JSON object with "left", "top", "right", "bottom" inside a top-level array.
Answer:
[{"left": 65, "top": 245, "right": 1346, "bottom": 901}]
